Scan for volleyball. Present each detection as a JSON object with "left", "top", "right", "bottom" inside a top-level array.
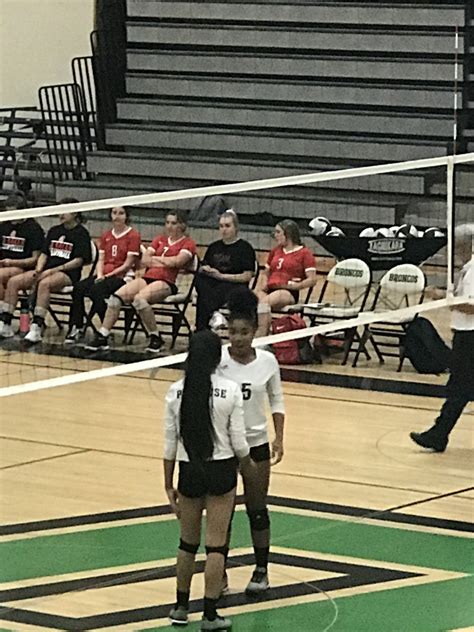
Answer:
[
  {"left": 395, "top": 224, "right": 419, "bottom": 238},
  {"left": 326, "top": 226, "right": 345, "bottom": 237},
  {"left": 309, "top": 216, "right": 332, "bottom": 236},
  {"left": 423, "top": 227, "right": 444, "bottom": 238}
]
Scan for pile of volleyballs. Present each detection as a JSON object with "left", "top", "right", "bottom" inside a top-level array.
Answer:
[
  {"left": 309, "top": 217, "right": 444, "bottom": 238},
  {"left": 359, "top": 225, "right": 444, "bottom": 238}
]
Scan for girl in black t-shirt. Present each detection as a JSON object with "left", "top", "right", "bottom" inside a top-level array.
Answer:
[
  {"left": 0, "top": 211, "right": 91, "bottom": 343},
  {"left": 195, "top": 210, "right": 256, "bottom": 330},
  {"left": 0, "top": 195, "right": 44, "bottom": 333}
]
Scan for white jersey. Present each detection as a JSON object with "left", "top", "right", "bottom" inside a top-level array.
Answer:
[
  {"left": 163, "top": 374, "right": 250, "bottom": 462},
  {"left": 217, "top": 347, "right": 285, "bottom": 448},
  {"left": 451, "top": 259, "right": 474, "bottom": 331}
]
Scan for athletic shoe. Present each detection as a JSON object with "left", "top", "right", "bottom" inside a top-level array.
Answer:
[
  {"left": 201, "top": 615, "right": 232, "bottom": 631},
  {"left": 64, "top": 326, "right": 83, "bottom": 345},
  {"left": 145, "top": 333, "right": 164, "bottom": 354},
  {"left": 168, "top": 606, "right": 189, "bottom": 626},
  {"left": 245, "top": 567, "right": 269, "bottom": 595},
  {"left": 409, "top": 429, "right": 447, "bottom": 453},
  {"left": 24, "top": 323, "right": 42, "bottom": 344},
  {"left": 0, "top": 323, "right": 14, "bottom": 339},
  {"left": 84, "top": 333, "right": 110, "bottom": 351},
  {"left": 209, "top": 311, "right": 228, "bottom": 333}
]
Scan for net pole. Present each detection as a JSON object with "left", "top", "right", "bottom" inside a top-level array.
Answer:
[
  {"left": 447, "top": 26, "right": 460, "bottom": 297},
  {"left": 446, "top": 156, "right": 455, "bottom": 297}
]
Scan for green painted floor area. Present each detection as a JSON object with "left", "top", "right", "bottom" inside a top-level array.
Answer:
[
  {"left": 1, "top": 509, "right": 473, "bottom": 631},
  {"left": 1, "top": 511, "right": 472, "bottom": 583}
]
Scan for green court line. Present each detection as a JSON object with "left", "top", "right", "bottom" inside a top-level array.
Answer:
[{"left": 1, "top": 511, "right": 472, "bottom": 584}]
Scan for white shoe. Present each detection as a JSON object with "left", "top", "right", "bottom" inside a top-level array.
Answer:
[
  {"left": 65, "top": 326, "right": 83, "bottom": 344},
  {"left": 0, "top": 323, "right": 14, "bottom": 339},
  {"left": 245, "top": 567, "right": 269, "bottom": 595},
  {"left": 24, "top": 323, "right": 42, "bottom": 344},
  {"left": 209, "top": 311, "right": 228, "bottom": 332}
]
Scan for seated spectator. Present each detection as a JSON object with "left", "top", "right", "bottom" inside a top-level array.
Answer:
[
  {"left": 0, "top": 194, "right": 44, "bottom": 334},
  {"left": 195, "top": 209, "right": 256, "bottom": 330},
  {"left": 0, "top": 203, "right": 91, "bottom": 343},
  {"left": 255, "top": 219, "right": 316, "bottom": 337},
  {"left": 86, "top": 210, "right": 196, "bottom": 354},
  {"left": 65, "top": 206, "right": 141, "bottom": 343}
]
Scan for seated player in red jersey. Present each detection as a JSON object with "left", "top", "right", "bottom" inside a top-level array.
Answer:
[
  {"left": 86, "top": 210, "right": 196, "bottom": 353},
  {"left": 65, "top": 205, "right": 141, "bottom": 344},
  {"left": 255, "top": 219, "right": 317, "bottom": 336},
  {"left": 0, "top": 194, "right": 44, "bottom": 335},
  {"left": 1, "top": 200, "right": 91, "bottom": 343}
]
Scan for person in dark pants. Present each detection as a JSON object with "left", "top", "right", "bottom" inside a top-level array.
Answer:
[
  {"left": 65, "top": 206, "right": 140, "bottom": 343},
  {"left": 410, "top": 224, "right": 474, "bottom": 452},
  {"left": 195, "top": 210, "right": 256, "bottom": 330}
]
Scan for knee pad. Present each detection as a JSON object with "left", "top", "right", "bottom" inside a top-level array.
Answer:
[
  {"left": 132, "top": 296, "right": 150, "bottom": 312},
  {"left": 106, "top": 294, "right": 124, "bottom": 309},
  {"left": 179, "top": 539, "right": 199, "bottom": 555},
  {"left": 247, "top": 508, "right": 270, "bottom": 531},
  {"left": 205, "top": 545, "right": 228, "bottom": 557},
  {"left": 257, "top": 302, "right": 271, "bottom": 314}
]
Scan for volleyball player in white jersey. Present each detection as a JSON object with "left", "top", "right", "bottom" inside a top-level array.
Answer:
[
  {"left": 163, "top": 329, "right": 256, "bottom": 630},
  {"left": 217, "top": 287, "right": 285, "bottom": 595}
]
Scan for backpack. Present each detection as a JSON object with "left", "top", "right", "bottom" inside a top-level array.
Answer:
[
  {"left": 404, "top": 317, "right": 451, "bottom": 374},
  {"left": 271, "top": 314, "right": 315, "bottom": 365},
  {"left": 188, "top": 195, "right": 228, "bottom": 225}
]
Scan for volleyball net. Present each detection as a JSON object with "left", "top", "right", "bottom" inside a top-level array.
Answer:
[{"left": 0, "top": 152, "right": 473, "bottom": 398}]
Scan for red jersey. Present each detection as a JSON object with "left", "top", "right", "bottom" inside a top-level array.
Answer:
[
  {"left": 99, "top": 227, "right": 141, "bottom": 277},
  {"left": 266, "top": 245, "right": 316, "bottom": 289},
  {"left": 145, "top": 235, "right": 196, "bottom": 284}
]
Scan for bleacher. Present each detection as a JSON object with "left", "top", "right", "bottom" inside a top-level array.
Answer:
[{"left": 14, "top": 0, "right": 474, "bottom": 235}]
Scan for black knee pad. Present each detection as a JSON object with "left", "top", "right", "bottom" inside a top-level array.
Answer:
[
  {"left": 205, "top": 545, "right": 228, "bottom": 557},
  {"left": 179, "top": 539, "right": 199, "bottom": 554},
  {"left": 247, "top": 508, "right": 270, "bottom": 531}
]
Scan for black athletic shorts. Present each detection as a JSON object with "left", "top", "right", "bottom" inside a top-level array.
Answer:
[
  {"left": 143, "top": 277, "right": 178, "bottom": 295},
  {"left": 250, "top": 442, "right": 271, "bottom": 462},
  {"left": 268, "top": 287, "right": 299, "bottom": 304},
  {"left": 178, "top": 457, "right": 238, "bottom": 498}
]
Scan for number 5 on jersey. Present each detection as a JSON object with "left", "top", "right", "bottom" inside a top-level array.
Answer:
[{"left": 241, "top": 383, "right": 252, "bottom": 401}]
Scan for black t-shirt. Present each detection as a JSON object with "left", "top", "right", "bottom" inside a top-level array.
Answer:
[
  {"left": 202, "top": 239, "right": 256, "bottom": 276},
  {"left": 0, "top": 219, "right": 44, "bottom": 260},
  {"left": 43, "top": 224, "right": 91, "bottom": 277}
]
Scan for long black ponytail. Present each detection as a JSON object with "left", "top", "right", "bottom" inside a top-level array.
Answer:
[{"left": 180, "top": 330, "right": 222, "bottom": 463}]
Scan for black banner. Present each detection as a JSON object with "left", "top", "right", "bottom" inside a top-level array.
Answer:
[{"left": 313, "top": 236, "right": 447, "bottom": 271}]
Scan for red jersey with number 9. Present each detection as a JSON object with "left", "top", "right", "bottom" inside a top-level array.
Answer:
[
  {"left": 145, "top": 235, "right": 196, "bottom": 283},
  {"left": 99, "top": 227, "right": 141, "bottom": 277},
  {"left": 266, "top": 245, "right": 316, "bottom": 289}
]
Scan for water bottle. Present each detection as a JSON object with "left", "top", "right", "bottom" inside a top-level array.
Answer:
[{"left": 19, "top": 297, "right": 31, "bottom": 334}]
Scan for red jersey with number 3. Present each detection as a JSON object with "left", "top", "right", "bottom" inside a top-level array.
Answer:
[
  {"left": 145, "top": 235, "right": 196, "bottom": 283},
  {"left": 266, "top": 245, "right": 316, "bottom": 289},
  {"left": 99, "top": 227, "right": 141, "bottom": 276}
]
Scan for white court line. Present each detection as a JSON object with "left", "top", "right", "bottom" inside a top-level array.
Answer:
[
  {"left": 0, "top": 297, "right": 469, "bottom": 398},
  {"left": 1, "top": 152, "right": 473, "bottom": 222}
]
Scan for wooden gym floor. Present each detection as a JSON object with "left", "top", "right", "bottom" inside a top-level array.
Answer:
[{"left": 0, "top": 347, "right": 472, "bottom": 631}]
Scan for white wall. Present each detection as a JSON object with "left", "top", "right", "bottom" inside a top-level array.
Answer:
[{"left": 0, "top": 0, "right": 95, "bottom": 107}]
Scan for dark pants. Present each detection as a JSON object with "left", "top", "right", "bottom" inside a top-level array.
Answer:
[
  {"left": 69, "top": 276, "right": 125, "bottom": 329},
  {"left": 195, "top": 274, "right": 243, "bottom": 331},
  {"left": 434, "top": 330, "right": 474, "bottom": 438}
]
